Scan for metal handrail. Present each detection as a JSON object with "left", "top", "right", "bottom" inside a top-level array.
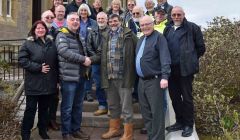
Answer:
[{"left": 11, "top": 81, "right": 24, "bottom": 102}]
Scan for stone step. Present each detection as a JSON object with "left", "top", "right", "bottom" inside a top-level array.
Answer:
[
  {"left": 57, "top": 100, "right": 141, "bottom": 113},
  {"left": 56, "top": 111, "right": 145, "bottom": 129},
  {"left": 81, "top": 100, "right": 141, "bottom": 113}
]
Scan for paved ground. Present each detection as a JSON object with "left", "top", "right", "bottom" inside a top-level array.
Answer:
[{"left": 31, "top": 127, "right": 148, "bottom": 140}]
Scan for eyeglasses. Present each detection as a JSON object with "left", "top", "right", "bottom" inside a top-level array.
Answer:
[
  {"left": 171, "top": 13, "right": 182, "bottom": 17},
  {"left": 140, "top": 22, "right": 153, "bottom": 27},
  {"left": 45, "top": 16, "right": 54, "bottom": 19},
  {"left": 128, "top": 4, "right": 135, "bottom": 6},
  {"left": 132, "top": 12, "right": 140, "bottom": 15}
]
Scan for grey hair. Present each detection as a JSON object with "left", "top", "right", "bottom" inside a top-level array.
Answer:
[
  {"left": 66, "top": 12, "right": 79, "bottom": 21},
  {"left": 77, "top": 3, "right": 92, "bottom": 16}
]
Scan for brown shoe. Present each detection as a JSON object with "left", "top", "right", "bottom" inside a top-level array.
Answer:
[
  {"left": 72, "top": 130, "right": 90, "bottom": 140},
  {"left": 62, "top": 134, "right": 73, "bottom": 140},
  {"left": 49, "top": 120, "right": 60, "bottom": 131},
  {"left": 120, "top": 123, "right": 133, "bottom": 140},
  {"left": 101, "top": 119, "right": 122, "bottom": 139},
  {"left": 94, "top": 109, "right": 108, "bottom": 116}
]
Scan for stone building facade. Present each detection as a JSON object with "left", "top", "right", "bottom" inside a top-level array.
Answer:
[{"left": 0, "top": 0, "right": 126, "bottom": 41}]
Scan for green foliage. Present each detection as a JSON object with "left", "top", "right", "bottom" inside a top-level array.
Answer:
[{"left": 194, "top": 17, "right": 240, "bottom": 138}]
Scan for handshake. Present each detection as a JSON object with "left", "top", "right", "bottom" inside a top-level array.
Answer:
[{"left": 83, "top": 56, "right": 91, "bottom": 66}]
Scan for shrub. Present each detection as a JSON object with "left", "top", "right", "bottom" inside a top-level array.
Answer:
[
  {"left": 0, "top": 97, "right": 21, "bottom": 140},
  {"left": 194, "top": 17, "right": 240, "bottom": 138}
]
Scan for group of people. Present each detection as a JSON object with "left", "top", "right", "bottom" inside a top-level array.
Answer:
[{"left": 18, "top": 0, "right": 205, "bottom": 140}]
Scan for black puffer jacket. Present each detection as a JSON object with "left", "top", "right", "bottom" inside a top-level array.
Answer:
[{"left": 18, "top": 35, "right": 58, "bottom": 95}]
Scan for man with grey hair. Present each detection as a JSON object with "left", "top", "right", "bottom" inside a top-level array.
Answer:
[
  {"left": 164, "top": 6, "right": 205, "bottom": 137},
  {"left": 136, "top": 15, "right": 171, "bottom": 140},
  {"left": 144, "top": 0, "right": 155, "bottom": 17},
  {"left": 55, "top": 12, "right": 91, "bottom": 140},
  {"left": 86, "top": 11, "right": 109, "bottom": 116}
]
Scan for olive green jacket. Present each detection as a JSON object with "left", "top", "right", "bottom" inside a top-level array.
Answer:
[{"left": 97, "top": 27, "right": 138, "bottom": 89}]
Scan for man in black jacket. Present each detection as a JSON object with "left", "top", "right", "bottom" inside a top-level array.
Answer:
[
  {"left": 87, "top": 12, "right": 109, "bottom": 116},
  {"left": 164, "top": 6, "right": 205, "bottom": 137}
]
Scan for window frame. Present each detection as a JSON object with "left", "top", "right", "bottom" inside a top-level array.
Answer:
[
  {"left": 0, "top": 0, "right": 2, "bottom": 16},
  {"left": 6, "top": 0, "right": 11, "bottom": 17}
]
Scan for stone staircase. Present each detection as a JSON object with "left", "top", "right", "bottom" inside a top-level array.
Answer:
[
  {"left": 17, "top": 90, "right": 200, "bottom": 140},
  {"left": 56, "top": 100, "right": 145, "bottom": 128}
]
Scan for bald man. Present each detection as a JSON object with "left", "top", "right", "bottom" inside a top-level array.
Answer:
[
  {"left": 164, "top": 6, "right": 205, "bottom": 137},
  {"left": 136, "top": 15, "right": 171, "bottom": 140},
  {"left": 52, "top": 5, "right": 67, "bottom": 30}
]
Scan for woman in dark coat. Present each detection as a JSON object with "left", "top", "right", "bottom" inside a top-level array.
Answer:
[{"left": 18, "top": 20, "right": 58, "bottom": 140}]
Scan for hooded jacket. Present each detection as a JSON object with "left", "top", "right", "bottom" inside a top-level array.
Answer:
[{"left": 18, "top": 35, "right": 58, "bottom": 95}]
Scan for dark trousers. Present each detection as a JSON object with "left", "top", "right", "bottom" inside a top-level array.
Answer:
[
  {"left": 138, "top": 77, "right": 165, "bottom": 140},
  {"left": 21, "top": 95, "right": 51, "bottom": 140},
  {"left": 168, "top": 69, "right": 194, "bottom": 127},
  {"left": 49, "top": 90, "right": 59, "bottom": 121}
]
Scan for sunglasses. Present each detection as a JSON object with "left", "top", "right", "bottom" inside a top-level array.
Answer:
[
  {"left": 133, "top": 12, "right": 140, "bottom": 15},
  {"left": 171, "top": 13, "right": 182, "bottom": 17},
  {"left": 45, "top": 16, "right": 54, "bottom": 19}
]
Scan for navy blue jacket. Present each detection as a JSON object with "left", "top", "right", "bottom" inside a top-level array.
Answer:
[
  {"left": 136, "top": 30, "right": 171, "bottom": 80},
  {"left": 164, "top": 18, "right": 206, "bottom": 76}
]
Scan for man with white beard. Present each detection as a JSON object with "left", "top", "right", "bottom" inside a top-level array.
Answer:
[
  {"left": 132, "top": 6, "right": 144, "bottom": 38},
  {"left": 41, "top": 10, "right": 56, "bottom": 37},
  {"left": 86, "top": 12, "right": 109, "bottom": 116}
]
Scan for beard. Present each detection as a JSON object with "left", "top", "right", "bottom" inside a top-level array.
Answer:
[
  {"left": 45, "top": 23, "right": 52, "bottom": 29},
  {"left": 133, "top": 18, "right": 139, "bottom": 22},
  {"left": 174, "top": 21, "right": 182, "bottom": 26},
  {"left": 111, "top": 26, "right": 118, "bottom": 31},
  {"left": 98, "top": 23, "right": 107, "bottom": 29}
]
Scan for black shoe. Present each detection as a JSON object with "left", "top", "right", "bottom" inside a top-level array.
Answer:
[
  {"left": 49, "top": 120, "right": 60, "bottom": 131},
  {"left": 39, "top": 130, "right": 50, "bottom": 139},
  {"left": 63, "top": 134, "right": 74, "bottom": 140},
  {"left": 182, "top": 126, "right": 193, "bottom": 137},
  {"left": 72, "top": 130, "right": 90, "bottom": 140},
  {"left": 166, "top": 122, "right": 183, "bottom": 132},
  {"left": 132, "top": 97, "right": 138, "bottom": 104},
  {"left": 86, "top": 93, "right": 94, "bottom": 102},
  {"left": 140, "top": 127, "right": 147, "bottom": 134}
]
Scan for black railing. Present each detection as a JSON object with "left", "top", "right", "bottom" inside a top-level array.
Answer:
[{"left": 0, "top": 39, "right": 25, "bottom": 81}]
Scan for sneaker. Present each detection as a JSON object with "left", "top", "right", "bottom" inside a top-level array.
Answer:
[
  {"left": 86, "top": 93, "right": 94, "bottom": 102},
  {"left": 94, "top": 109, "right": 108, "bottom": 116},
  {"left": 72, "top": 130, "right": 90, "bottom": 140}
]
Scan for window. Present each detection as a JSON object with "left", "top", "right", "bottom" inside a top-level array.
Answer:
[
  {"left": 0, "top": 0, "right": 2, "bottom": 16},
  {"left": 6, "top": 0, "right": 11, "bottom": 17}
]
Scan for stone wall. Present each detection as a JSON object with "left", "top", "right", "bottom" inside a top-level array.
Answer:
[{"left": 0, "top": 0, "right": 32, "bottom": 40}]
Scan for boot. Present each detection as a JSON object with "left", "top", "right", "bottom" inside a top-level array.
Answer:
[
  {"left": 39, "top": 129, "right": 50, "bottom": 139},
  {"left": 101, "top": 119, "right": 122, "bottom": 139},
  {"left": 120, "top": 123, "right": 133, "bottom": 140}
]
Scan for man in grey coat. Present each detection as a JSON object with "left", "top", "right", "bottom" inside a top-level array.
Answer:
[{"left": 55, "top": 12, "right": 91, "bottom": 140}]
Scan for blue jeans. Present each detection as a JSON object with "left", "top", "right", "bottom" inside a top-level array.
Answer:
[
  {"left": 60, "top": 78, "right": 85, "bottom": 136},
  {"left": 92, "top": 64, "right": 107, "bottom": 109}
]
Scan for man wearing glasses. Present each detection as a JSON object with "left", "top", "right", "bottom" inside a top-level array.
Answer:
[
  {"left": 136, "top": 15, "right": 171, "bottom": 140},
  {"left": 164, "top": 6, "right": 205, "bottom": 137}
]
